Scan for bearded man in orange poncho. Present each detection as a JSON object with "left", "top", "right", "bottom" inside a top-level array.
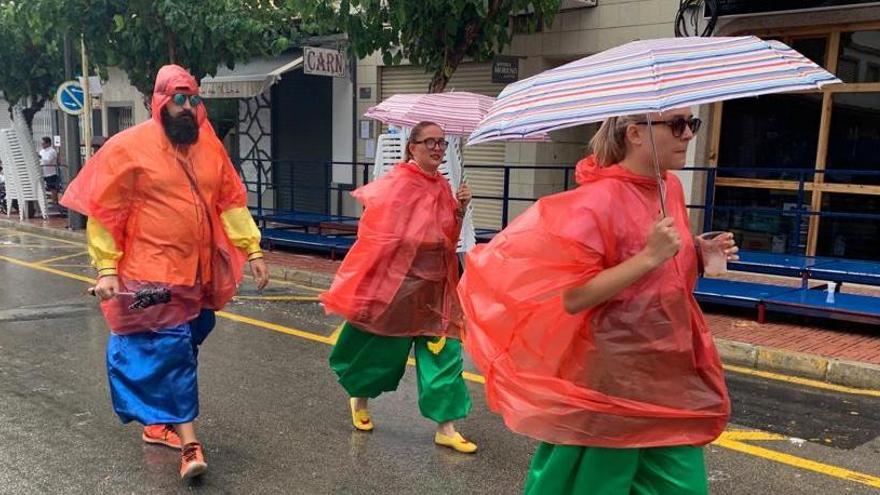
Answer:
[{"left": 61, "top": 65, "right": 269, "bottom": 481}]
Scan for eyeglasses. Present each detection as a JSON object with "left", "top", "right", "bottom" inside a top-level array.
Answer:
[
  {"left": 635, "top": 117, "right": 702, "bottom": 138},
  {"left": 413, "top": 138, "right": 449, "bottom": 150},
  {"left": 171, "top": 93, "right": 203, "bottom": 107}
]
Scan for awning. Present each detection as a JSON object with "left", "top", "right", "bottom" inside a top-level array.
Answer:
[{"left": 200, "top": 51, "right": 303, "bottom": 99}]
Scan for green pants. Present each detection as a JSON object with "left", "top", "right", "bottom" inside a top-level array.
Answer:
[
  {"left": 329, "top": 322, "right": 472, "bottom": 423},
  {"left": 524, "top": 443, "right": 707, "bottom": 495}
]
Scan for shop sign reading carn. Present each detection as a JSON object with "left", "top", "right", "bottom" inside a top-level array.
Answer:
[{"left": 304, "top": 47, "right": 346, "bottom": 78}]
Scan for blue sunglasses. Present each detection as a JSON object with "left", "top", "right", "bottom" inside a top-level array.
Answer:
[{"left": 171, "top": 93, "right": 203, "bottom": 107}]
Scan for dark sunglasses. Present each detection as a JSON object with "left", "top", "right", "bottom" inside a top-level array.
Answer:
[
  {"left": 171, "top": 93, "right": 203, "bottom": 107},
  {"left": 413, "top": 138, "right": 449, "bottom": 150},
  {"left": 635, "top": 116, "right": 702, "bottom": 137}
]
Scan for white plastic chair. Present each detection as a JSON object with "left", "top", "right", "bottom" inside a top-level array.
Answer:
[{"left": 0, "top": 110, "right": 48, "bottom": 220}]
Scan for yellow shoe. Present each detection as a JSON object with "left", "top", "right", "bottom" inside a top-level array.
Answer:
[
  {"left": 349, "top": 398, "right": 374, "bottom": 431},
  {"left": 434, "top": 431, "right": 478, "bottom": 454}
]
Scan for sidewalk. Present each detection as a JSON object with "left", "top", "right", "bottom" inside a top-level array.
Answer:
[{"left": 3, "top": 215, "right": 879, "bottom": 391}]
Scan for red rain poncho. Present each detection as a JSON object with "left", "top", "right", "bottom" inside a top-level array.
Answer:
[
  {"left": 321, "top": 161, "right": 464, "bottom": 337},
  {"left": 458, "top": 156, "right": 730, "bottom": 448},
  {"left": 61, "top": 65, "right": 247, "bottom": 333}
]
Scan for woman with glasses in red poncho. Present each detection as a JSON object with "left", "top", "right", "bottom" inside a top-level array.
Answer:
[
  {"left": 321, "top": 121, "right": 479, "bottom": 454},
  {"left": 459, "top": 108, "right": 738, "bottom": 493}
]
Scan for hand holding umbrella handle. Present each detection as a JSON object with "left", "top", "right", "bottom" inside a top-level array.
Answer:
[{"left": 87, "top": 287, "right": 172, "bottom": 310}]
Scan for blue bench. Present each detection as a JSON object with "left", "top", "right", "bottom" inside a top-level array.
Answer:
[
  {"left": 727, "top": 251, "right": 827, "bottom": 279},
  {"left": 807, "top": 259, "right": 880, "bottom": 286},
  {"left": 729, "top": 250, "right": 880, "bottom": 287},
  {"left": 694, "top": 278, "right": 796, "bottom": 308},
  {"left": 764, "top": 288, "right": 880, "bottom": 326},
  {"left": 261, "top": 228, "right": 355, "bottom": 259},
  {"left": 694, "top": 278, "right": 880, "bottom": 325},
  {"left": 252, "top": 208, "right": 359, "bottom": 234}
]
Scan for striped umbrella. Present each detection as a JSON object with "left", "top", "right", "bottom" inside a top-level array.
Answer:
[
  {"left": 365, "top": 92, "right": 549, "bottom": 141},
  {"left": 468, "top": 36, "right": 841, "bottom": 145},
  {"left": 365, "top": 92, "right": 495, "bottom": 136}
]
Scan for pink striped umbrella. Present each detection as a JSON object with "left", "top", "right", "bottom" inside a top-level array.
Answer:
[{"left": 365, "top": 92, "right": 548, "bottom": 141}]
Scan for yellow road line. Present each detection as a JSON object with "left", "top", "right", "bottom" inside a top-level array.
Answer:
[
  {"left": 713, "top": 435, "right": 880, "bottom": 489},
  {"left": 327, "top": 323, "right": 345, "bottom": 345},
  {"left": 9, "top": 230, "right": 84, "bottom": 246},
  {"left": 217, "top": 311, "right": 333, "bottom": 345},
  {"left": 0, "top": 253, "right": 95, "bottom": 284},
  {"left": 242, "top": 273, "right": 323, "bottom": 292},
  {"left": 1, "top": 248, "right": 879, "bottom": 488},
  {"left": 719, "top": 430, "right": 788, "bottom": 442},
  {"left": 1, "top": 232, "right": 878, "bottom": 398},
  {"left": 34, "top": 250, "right": 90, "bottom": 265},
  {"left": 724, "top": 364, "right": 880, "bottom": 398},
  {"left": 233, "top": 295, "right": 320, "bottom": 302},
  {"left": 0, "top": 243, "right": 81, "bottom": 249}
]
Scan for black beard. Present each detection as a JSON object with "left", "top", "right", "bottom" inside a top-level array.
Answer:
[{"left": 161, "top": 108, "right": 199, "bottom": 145}]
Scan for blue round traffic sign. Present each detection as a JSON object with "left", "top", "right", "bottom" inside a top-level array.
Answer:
[{"left": 55, "top": 81, "right": 85, "bottom": 115}]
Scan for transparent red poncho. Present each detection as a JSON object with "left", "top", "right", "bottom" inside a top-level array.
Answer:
[
  {"left": 321, "top": 161, "right": 464, "bottom": 337},
  {"left": 61, "top": 65, "right": 246, "bottom": 333},
  {"left": 457, "top": 156, "right": 730, "bottom": 447}
]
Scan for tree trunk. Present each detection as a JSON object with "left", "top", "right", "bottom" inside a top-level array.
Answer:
[
  {"left": 428, "top": 1, "right": 501, "bottom": 93},
  {"left": 166, "top": 31, "right": 177, "bottom": 64},
  {"left": 19, "top": 97, "right": 47, "bottom": 132},
  {"left": 429, "top": 70, "right": 450, "bottom": 93}
]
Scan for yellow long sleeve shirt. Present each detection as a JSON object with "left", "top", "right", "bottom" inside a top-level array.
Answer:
[{"left": 87, "top": 206, "right": 263, "bottom": 276}]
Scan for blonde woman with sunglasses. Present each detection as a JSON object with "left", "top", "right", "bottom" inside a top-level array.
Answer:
[{"left": 459, "top": 108, "right": 737, "bottom": 494}]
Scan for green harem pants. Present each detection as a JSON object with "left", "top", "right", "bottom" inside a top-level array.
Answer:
[
  {"left": 524, "top": 442, "right": 708, "bottom": 495},
  {"left": 329, "top": 322, "right": 472, "bottom": 423}
]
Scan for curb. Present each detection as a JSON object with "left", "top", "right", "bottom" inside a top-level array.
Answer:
[
  {"left": 2, "top": 217, "right": 879, "bottom": 391},
  {"left": 715, "top": 338, "right": 880, "bottom": 391}
]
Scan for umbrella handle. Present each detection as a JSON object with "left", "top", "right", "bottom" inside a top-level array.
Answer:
[{"left": 646, "top": 114, "right": 668, "bottom": 218}]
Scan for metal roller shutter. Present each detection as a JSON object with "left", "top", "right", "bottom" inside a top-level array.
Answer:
[{"left": 379, "top": 63, "right": 506, "bottom": 230}]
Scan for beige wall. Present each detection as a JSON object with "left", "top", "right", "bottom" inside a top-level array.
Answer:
[{"left": 99, "top": 67, "right": 150, "bottom": 135}]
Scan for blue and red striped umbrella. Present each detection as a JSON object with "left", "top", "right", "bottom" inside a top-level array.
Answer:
[{"left": 468, "top": 36, "right": 841, "bottom": 145}]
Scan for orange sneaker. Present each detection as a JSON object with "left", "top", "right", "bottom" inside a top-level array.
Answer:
[
  {"left": 179, "top": 442, "right": 207, "bottom": 480},
  {"left": 142, "top": 424, "right": 182, "bottom": 449}
]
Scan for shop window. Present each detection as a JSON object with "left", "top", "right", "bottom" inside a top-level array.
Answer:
[
  {"left": 825, "top": 92, "right": 880, "bottom": 185},
  {"left": 718, "top": 93, "right": 821, "bottom": 179},
  {"left": 711, "top": 187, "right": 812, "bottom": 255},
  {"left": 816, "top": 193, "right": 880, "bottom": 260},
  {"left": 837, "top": 30, "right": 880, "bottom": 83}
]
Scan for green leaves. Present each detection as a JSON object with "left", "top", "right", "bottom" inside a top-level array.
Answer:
[
  {"left": 61, "top": 0, "right": 301, "bottom": 96},
  {"left": 0, "top": 0, "right": 65, "bottom": 126},
  {"left": 288, "top": 0, "right": 560, "bottom": 92}
]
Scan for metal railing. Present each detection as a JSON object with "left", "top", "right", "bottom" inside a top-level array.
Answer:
[{"left": 238, "top": 158, "right": 880, "bottom": 258}]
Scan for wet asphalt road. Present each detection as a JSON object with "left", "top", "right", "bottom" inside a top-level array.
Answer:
[{"left": 0, "top": 227, "right": 878, "bottom": 494}]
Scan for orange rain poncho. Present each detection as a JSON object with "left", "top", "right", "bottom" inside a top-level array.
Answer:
[
  {"left": 458, "top": 156, "right": 730, "bottom": 448},
  {"left": 321, "top": 161, "right": 464, "bottom": 337},
  {"left": 61, "top": 65, "right": 248, "bottom": 333}
]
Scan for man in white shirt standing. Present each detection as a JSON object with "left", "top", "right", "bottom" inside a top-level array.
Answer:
[{"left": 39, "top": 136, "right": 60, "bottom": 206}]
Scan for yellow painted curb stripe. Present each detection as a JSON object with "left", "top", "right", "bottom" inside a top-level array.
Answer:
[{"left": 724, "top": 364, "right": 880, "bottom": 398}]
